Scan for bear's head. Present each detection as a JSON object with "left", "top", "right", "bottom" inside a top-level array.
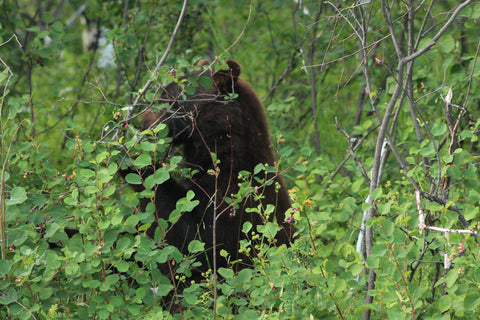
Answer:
[{"left": 140, "top": 60, "right": 242, "bottom": 139}]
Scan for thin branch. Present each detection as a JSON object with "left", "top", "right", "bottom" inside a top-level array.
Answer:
[
  {"left": 335, "top": 117, "right": 370, "bottom": 183},
  {"left": 402, "top": 0, "right": 473, "bottom": 64},
  {"left": 416, "top": 191, "right": 477, "bottom": 236},
  {"left": 463, "top": 38, "right": 480, "bottom": 108},
  {"left": 125, "top": 0, "right": 188, "bottom": 120}
]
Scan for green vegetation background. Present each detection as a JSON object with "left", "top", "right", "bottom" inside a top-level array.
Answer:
[{"left": 1, "top": 1, "right": 480, "bottom": 319}]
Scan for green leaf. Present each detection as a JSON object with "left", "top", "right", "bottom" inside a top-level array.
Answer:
[
  {"left": 144, "top": 168, "right": 169, "bottom": 189},
  {"left": 46, "top": 252, "right": 61, "bottom": 269},
  {"left": 125, "top": 215, "right": 139, "bottom": 228},
  {"left": 39, "top": 288, "right": 53, "bottom": 300},
  {"left": 156, "top": 284, "right": 173, "bottom": 297},
  {"left": 378, "top": 201, "right": 392, "bottom": 215},
  {"left": 443, "top": 154, "right": 453, "bottom": 163},
  {"left": 242, "top": 221, "right": 252, "bottom": 234},
  {"left": 464, "top": 205, "right": 479, "bottom": 220},
  {"left": 198, "top": 75, "right": 213, "bottom": 89},
  {"left": 79, "top": 169, "right": 95, "bottom": 178},
  {"left": 464, "top": 293, "right": 480, "bottom": 311},
  {"left": 237, "top": 268, "right": 252, "bottom": 284},
  {"left": 103, "top": 185, "right": 116, "bottom": 197},
  {"left": 153, "top": 168, "right": 170, "bottom": 184},
  {"left": 220, "top": 249, "right": 229, "bottom": 258},
  {"left": 445, "top": 269, "right": 458, "bottom": 288},
  {"left": 125, "top": 173, "right": 142, "bottom": 185},
  {"left": 186, "top": 190, "right": 195, "bottom": 200},
  {"left": 473, "top": 4, "right": 480, "bottom": 18},
  {"left": 438, "top": 35, "right": 455, "bottom": 53},
  {"left": 111, "top": 211, "right": 123, "bottom": 225},
  {"left": 7, "top": 187, "right": 27, "bottom": 205},
  {"left": 371, "top": 188, "right": 383, "bottom": 201},
  {"left": 293, "top": 163, "right": 307, "bottom": 172},
  {"left": 84, "top": 185, "right": 98, "bottom": 195},
  {"left": 26, "top": 26, "right": 40, "bottom": 32},
  {"left": 109, "top": 296, "right": 124, "bottom": 308},
  {"left": 0, "top": 260, "right": 12, "bottom": 276},
  {"left": 438, "top": 294, "right": 452, "bottom": 312},
  {"left": 135, "top": 286, "right": 146, "bottom": 301},
  {"left": 217, "top": 267, "right": 234, "bottom": 280},
  {"left": 116, "top": 261, "right": 130, "bottom": 273},
  {"left": 371, "top": 243, "right": 388, "bottom": 257},
  {"left": 187, "top": 240, "right": 205, "bottom": 253},
  {"left": 101, "top": 274, "right": 119, "bottom": 292},
  {"left": 365, "top": 255, "right": 379, "bottom": 269},
  {"left": 431, "top": 122, "right": 447, "bottom": 136},
  {"left": 280, "top": 146, "right": 293, "bottom": 157},
  {"left": 254, "top": 163, "right": 264, "bottom": 175},
  {"left": 257, "top": 222, "right": 279, "bottom": 239},
  {"left": 65, "top": 261, "right": 79, "bottom": 275},
  {"left": 134, "top": 154, "right": 152, "bottom": 168}
]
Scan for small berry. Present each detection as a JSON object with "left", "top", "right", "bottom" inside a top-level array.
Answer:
[
  {"left": 287, "top": 215, "right": 295, "bottom": 224},
  {"left": 53, "top": 174, "right": 57, "bottom": 178},
  {"left": 73, "top": 153, "right": 77, "bottom": 157},
  {"left": 105, "top": 196, "right": 109, "bottom": 200}
]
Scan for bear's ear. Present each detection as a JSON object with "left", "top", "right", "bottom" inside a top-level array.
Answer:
[
  {"left": 197, "top": 59, "right": 210, "bottom": 68},
  {"left": 140, "top": 110, "right": 162, "bottom": 130},
  {"left": 213, "top": 60, "right": 241, "bottom": 93},
  {"left": 225, "top": 60, "right": 241, "bottom": 78}
]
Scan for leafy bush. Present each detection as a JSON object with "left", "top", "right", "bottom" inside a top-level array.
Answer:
[{"left": 2, "top": 1, "right": 480, "bottom": 319}]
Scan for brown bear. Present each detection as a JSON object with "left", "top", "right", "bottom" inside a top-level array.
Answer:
[{"left": 132, "top": 59, "right": 295, "bottom": 280}]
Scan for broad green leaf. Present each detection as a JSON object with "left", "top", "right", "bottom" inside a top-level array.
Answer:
[
  {"left": 125, "top": 215, "right": 139, "bottom": 228},
  {"left": 0, "top": 260, "right": 12, "bottom": 276},
  {"left": 254, "top": 163, "right": 264, "bottom": 174},
  {"left": 237, "top": 268, "right": 252, "bottom": 284},
  {"left": 134, "top": 154, "right": 152, "bottom": 168},
  {"left": 257, "top": 222, "right": 279, "bottom": 239},
  {"left": 242, "top": 221, "right": 252, "bottom": 233},
  {"left": 371, "top": 243, "right": 388, "bottom": 257},
  {"left": 111, "top": 211, "right": 123, "bottom": 225},
  {"left": 445, "top": 269, "right": 459, "bottom": 288},
  {"left": 198, "top": 75, "right": 213, "bottom": 89},
  {"left": 125, "top": 173, "right": 142, "bottom": 185},
  {"left": 155, "top": 284, "right": 174, "bottom": 297},
  {"left": 7, "top": 187, "right": 27, "bottom": 205},
  {"left": 438, "top": 35, "right": 455, "bottom": 53},
  {"left": 187, "top": 240, "right": 205, "bottom": 253},
  {"left": 46, "top": 252, "right": 61, "bottom": 269},
  {"left": 39, "top": 288, "right": 53, "bottom": 300},
  {"left": 438, "top": 294, "right": 452, "bottom": 312},
  {"left": 464, "top": 293, "right": 480, "bottom": 311},
  {"left": 371, "top": 188, "right": 383, "bottom": 201},
  {"left": 217, "top": 267, "right": 234, "bottom": 280},
  {"left": 84, "top": 185, "right": 98, "bottom": 195},
  {"left": 79, "top": 169, "right": 95, "bottom": 178}
]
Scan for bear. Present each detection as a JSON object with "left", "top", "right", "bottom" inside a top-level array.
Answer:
[{"left": 128, "top": 59, "right": 296, "bottom": 282}]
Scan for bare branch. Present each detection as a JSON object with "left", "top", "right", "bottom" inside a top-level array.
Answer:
[
  {"left": 335, "top": 117, "right": 370, "bottom": 183},
  {"left": 402, "top": 0, "right": 473, "bottom": 64},
  {"left": 417, "top": 191, "right": 477, "bottom": 236},
  {"left": 126, "top": 0, "right": 189, "bottom": 120}
]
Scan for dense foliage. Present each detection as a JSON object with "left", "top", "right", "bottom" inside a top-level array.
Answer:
[{"left": 1, "top": 0, "right": 480, "bottom": 319}]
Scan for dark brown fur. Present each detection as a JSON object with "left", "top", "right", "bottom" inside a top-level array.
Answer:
[{"left": 135, "top": 60, "right": 295, "bottom": 279}]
